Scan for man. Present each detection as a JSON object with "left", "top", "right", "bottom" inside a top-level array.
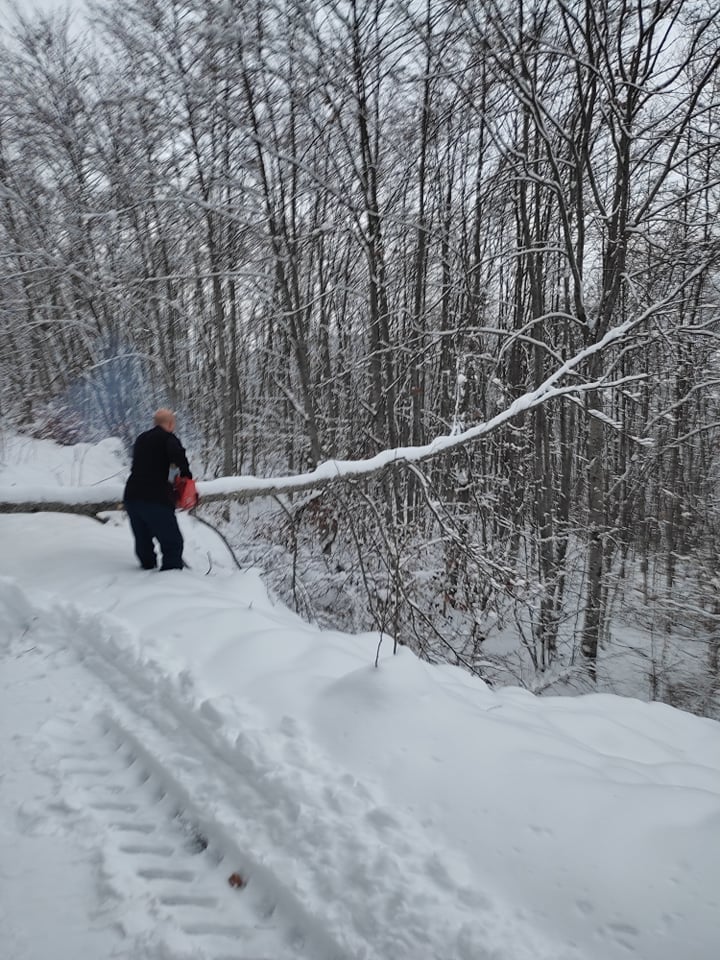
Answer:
[{"left": 123, "top": 408, "right": 192, "bottom": 571}]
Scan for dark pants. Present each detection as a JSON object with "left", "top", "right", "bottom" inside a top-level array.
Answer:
[{"left": 124, "top": 499, "right": 184, "bottom": 570}]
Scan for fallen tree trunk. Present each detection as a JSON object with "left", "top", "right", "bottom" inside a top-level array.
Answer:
[
  {"left": 0, "top": 472, "right": 348, "bottom": 517},
  {"left": 0, "top": 309, "right": 657, "bottom": 519},
  {"left": 0, "top": 497, "right": 123, "bottom": 517}
]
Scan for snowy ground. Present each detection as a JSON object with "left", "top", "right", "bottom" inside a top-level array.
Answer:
[{"left": 1, "top": 433, "right": 719, "bottom": 960}]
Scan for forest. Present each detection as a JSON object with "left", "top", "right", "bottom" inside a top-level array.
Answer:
[{"left": 1, "top": 0, "right": 719, "bottom": 717}]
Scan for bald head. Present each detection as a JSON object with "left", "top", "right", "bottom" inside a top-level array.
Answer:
[{"left": 153, "top": 408, "right": 176, "bottom": 432}]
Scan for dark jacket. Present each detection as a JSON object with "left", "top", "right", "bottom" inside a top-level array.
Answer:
[{"left": 123, "top": 425, "right": 192, "bottom": 507}]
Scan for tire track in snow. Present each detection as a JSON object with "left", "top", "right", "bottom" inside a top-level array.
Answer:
[
  {"left": 40, "top": 710, "right": 310, "bottom": 960},
  {"left": 4, "top": 642, "right": 315, "bottom": 960}
]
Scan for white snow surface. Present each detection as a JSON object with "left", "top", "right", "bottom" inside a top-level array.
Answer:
[{"left": 1, "top": 434, "right": 719, "bottom": 960}]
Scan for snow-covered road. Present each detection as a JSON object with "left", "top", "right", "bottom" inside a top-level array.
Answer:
[{"left": 1, "top": 569, "right": 566, "bottom": 960}]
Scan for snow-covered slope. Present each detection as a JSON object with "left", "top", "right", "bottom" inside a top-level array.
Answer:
[{"left": 1, "top": 434, "right": 719, "bottom": 960}]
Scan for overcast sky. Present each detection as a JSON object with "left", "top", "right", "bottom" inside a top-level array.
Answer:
[{"left": 0, "top": 0, "right": 86, "bottom": 31}]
